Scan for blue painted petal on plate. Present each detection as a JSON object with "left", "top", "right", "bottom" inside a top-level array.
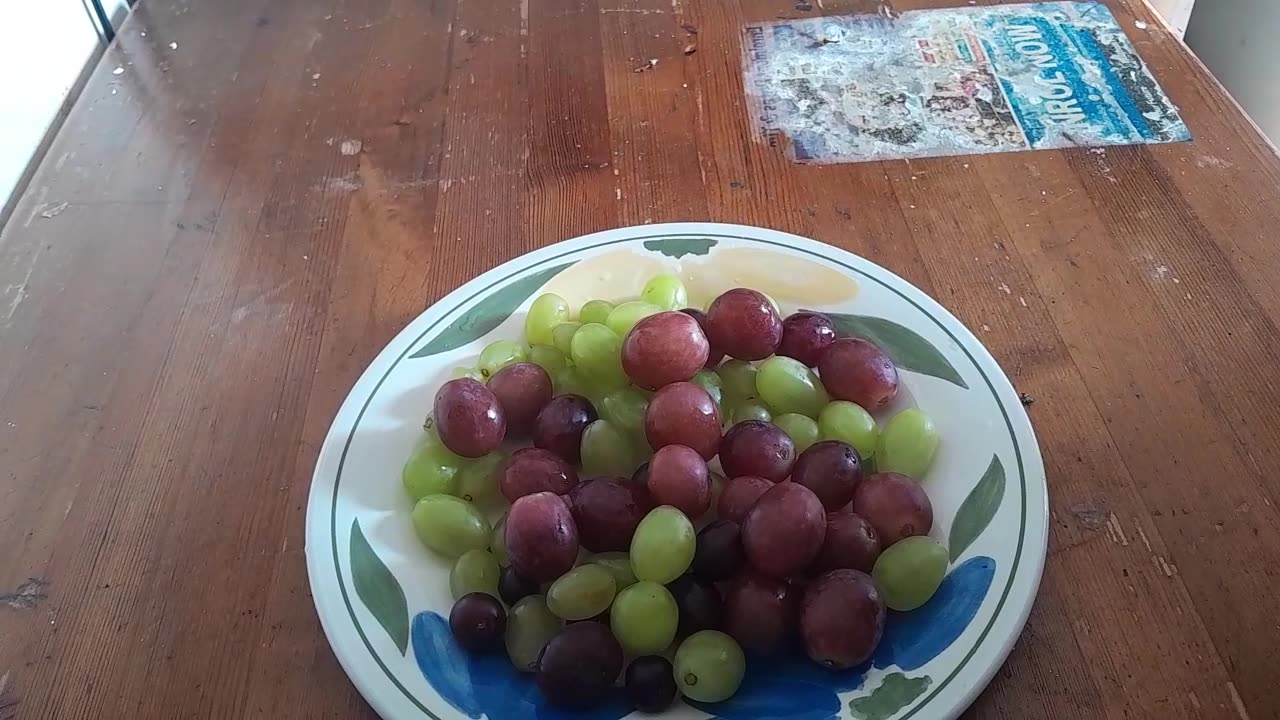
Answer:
[
  {"left": 874, "top": 556, "right": 996, "bottom": 672},
  {"left": 411, "top": 611, "right": 632, "bottom": 720},
  {"left": 689, "top": 649, "right": 866, "bottom": 720}
]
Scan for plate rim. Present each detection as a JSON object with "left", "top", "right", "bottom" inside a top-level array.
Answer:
[{"left": 305, "top": 222, "right": 1049, "bottom": 720}]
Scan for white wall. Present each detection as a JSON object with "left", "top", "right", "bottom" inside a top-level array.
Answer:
[
  {"left": 1185, "top": 0, "right": 1280, "bottom": 143},
  {"left": 0, "top": 0, "right": 128, "bottom": 214}
]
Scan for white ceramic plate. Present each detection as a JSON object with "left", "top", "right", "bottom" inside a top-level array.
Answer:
[{"left": 305, "top": 223, "right": 1047, "bottom": 720}]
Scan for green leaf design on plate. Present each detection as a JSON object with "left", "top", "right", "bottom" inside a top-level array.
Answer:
[
  {"left": 850, "top": 672, "right": 932, "bottom": 720},
  {"left": 822, "top": 313, "right": 969, "bottom": 390},
  {"left": 410, "top": 262, "right": 576, "bottom": 359},
  {"left": 642, "top": 237, "right": 717, "bottom": 258},
  {"left": 350, "top": 518, "right": 409, "bottom": 654},
  {"left": 949, "top": 455, "right": 1005, "bottom": 563}
]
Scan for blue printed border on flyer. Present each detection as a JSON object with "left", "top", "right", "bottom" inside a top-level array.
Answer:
[{"left": 743, "top": 2, "right": 1190, "bottom": 163}]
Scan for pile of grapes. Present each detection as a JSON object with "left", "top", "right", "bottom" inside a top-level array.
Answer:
[{"left": 403, "top": 276, "right": 948, "bottom": 713}]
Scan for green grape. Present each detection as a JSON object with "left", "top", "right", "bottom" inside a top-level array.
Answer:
[
  {"left": 755, "top": 356, "right": 830, "bottom": 418},
  {"left": 876, "top": 408, "right": 940, "bottom": 479},
  {"left": 725, "top": 399, "right": 771, "bottom": 426},
  {"left": 546, "top": 564, "right": 618, "bottom": 620},
  {"left": 552, "top": 322, "right": 582, "bottom": 355},
  {"left": 691, "top": 370, "right": 724, "bottom": 411},
  {"left": 411, "top": 495, "right": 490, "bottom": 558},
  {"left": 673, "top": 630, "right": 746, "bottom": 702},
  {"left": 610, "top": 581, "right": 678, "bottom": 656},
  {"left": 708, "top": 472, "right": 725, "bottom": 518},
  {"left": 630, "top": 506, "right": 695, "bottom": 583},
  {"left": 599, "top": 387, "right": 650, "bottom": 434},
  {"left": 605, "top": 301, "right": 662, "bottom": 337},
  {"left": 553, "top": 366, "right": 592, "bottom": 398},
  {"left": 505, "top": 596, "right": 562, "bottom": 672},
  {"left": 818, "top": 400, "right": 879, "bottom": 459},
  {"left": 478, "top": 340, "right": 527, "bottom": 379},
  {"left": 491, "top": 513, "right": 509, "bottom": 566},
  {"left": 872, "top": 536, "right": 949, "bottom": 611},
  {"left": 641, "top": 273, "right": 689, "bottom": 311},
  {"left": 773, "top": 413, "right": 820, "bottom": 453},
  {"left": 402, "top": 442, "right": 463, "bottom": 500},
  {"left": 528, "top": 344, "right": 569, "bottom": 376},
  {"left": 449, "top": 366, "right": 484, "bottom": 382},
  {"left": 579, "top": 299, "right": 615, "bottom": 326},
  {"left": 450, "top": 549, "right": 501, "bottom": 600},
  {"left": 581, "top": 418, "right": 638, "bottom": 477},
  {"left": 591, "top": 552, "right": 638, "bottom": 590},
  {"left": 526, "top": 292, "right": 572, "bottom": 347},
  {"left": 717, "top": 360, "right": 759, "bottom": 401},
  {"left": 456, "top": 451, "right": 505, "bottom": 509},
  {"left": 570, "top": 323, "right": 627, "bottom": 389},
  {"left": 422, "top": 414, "right": 442, "bottom": 444}
]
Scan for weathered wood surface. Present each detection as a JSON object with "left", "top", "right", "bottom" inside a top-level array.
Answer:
[{"left": 1, "top": 0, "right": 1277, "bottom": 717}]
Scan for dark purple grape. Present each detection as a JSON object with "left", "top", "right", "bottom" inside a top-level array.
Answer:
[
  {"left": 487, "top": 362, "right": 553, "bottom": 436},
  {"left": 500, "top": 447, "right": 578, "bottom": 503},
  {"left": 705, "top": 288, "right": 783, "bottom": 361},
  {"left": 742, "top": 482, "right": 826, "bottom": 578},
  {"left": 693, "top": 520, "right": 745, "bottom": 581},
  {"left": 622, "top": 311, "right": 710, "bottom": 390},
  {"left": 449, "top": 592, "right": 507, "bottom": 652},
  {"left": 644, "top": 382, "right": 721, "bottom": 460},
  {"left": 801, "top": 570, "right": 885, "bottom": 669},
  {"left": 814, "top": 513, "right": 881, "bottom": 573},
  {"left": 669, "top": 575, "right": 722, "bottom": 637},
  {"left": 778, "top": 311, "right": 837, "bottom": 367},
  {"left": 433, "top": 378, "right": 507, "bottom": 457},
  {"left": 818, "top": 338, "right": 900, "bottom": 410},
  {"left": 680, "top": 308, "right": 724, "bottom": 368},
  {"left": 533, "top": 394, "right": 598, "bottom": 463},
  {"left": 568, "top": 477, "right": 647, "bottom": 553},
  {"left": 646, "top": 445, "right": 711, "bottom": 519},
  {"left": 498, "top": 566, "right": 540, "bottom": 606},
  {"left": 505, "top": 492, "right": 580, "bottom": 583},
  {"left": 720, "top": 420, "right": 795, "bottom": 483},
  {"left": 852, "top": 472, "right": 933, "bottom": 545},
  {"left": 724, "top": 572, "right": 797, "bottom": 654},
  {"left": 625, "top": 656, "right": 677, "bottom": 713},
  {"left": 717, "top": 475, "right": 774, "bottom": 524},
  {"left": 536, "top": 622, "right": 624, "bottom": 708},
  {"left": 791, "top": 440, "right": 864, "bottom": 511}
]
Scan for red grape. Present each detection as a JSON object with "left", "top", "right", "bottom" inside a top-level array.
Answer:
[
  {"left": 724, "top": 572, "right": 797, "bottom": 653},
  {"left": 818, "top": 338, "right": 900, "bottom": 410},
  {"left": 814, "top": 513, "right": 881, "bottom": 573},
  {"left": 693, "top": 519, "right": 745, "bottom": 581},
  {"left": 669, "top": 575, "right": 723, "bottom": 637},
  {"left": 568, "top": 477, "right": 647, "bottom": 553},
  {"left": 791, "top": 440, "right": 864, "bottom": 511},
  {"left": 705, "top": 288, "right": 783, "bottom": 360},
  {"left": 433, "top": 378, "right": 507, "bottom": 457},
  {"left": 533, "top": 394, "right": 598, "bottom": 464},
  {"left": 621, "top": 311, "right": 710, "bottom": 390},
  {"left": 801, "top": 570, "right": 885, "bottom": 669},
  {"left": 719, "top": 420, "right": 795, "bottom": 482},
  {"left": 777, "top": 311, "right": 837, "bottom": 367},
  {"left": 500, "top": 447, "right": 577, "bottom": 503},
  {"left": 680, "top": 308, "right": 724, "bottom": 368},
  {"left": 536, "top": 623, "right": 624, "bottom": 708},
  {"left": 449, "top": 592, "right": 507, "bottom": 652},
  {"left": 852, "top": 472, "right": 933, "bottom": 545},
  {"left": 505, "top": 492, "right": 580, "bottom": 582},
  {"left": 717, "top": 475, "right": 774, "bottom": 524},
  {"left": 487, "top": 362, "right": 553, "bottom": 436},
  {"left": 644, "top": 382, "right": 721, "bottom": 460},
  {"left": 646, "top": 445, "right": 711, "bottom": 519},
  {"left": 741, "top": 482, "right": 826, "bottom": 578}
]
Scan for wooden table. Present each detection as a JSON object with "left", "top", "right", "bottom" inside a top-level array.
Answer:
[{"left": 2, "top": 0, "right": 1278, "bottom": 717}]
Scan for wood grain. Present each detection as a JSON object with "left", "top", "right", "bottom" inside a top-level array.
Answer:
[{"left": 2, "top": 0, "right": 1278, "bottom": 718}]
